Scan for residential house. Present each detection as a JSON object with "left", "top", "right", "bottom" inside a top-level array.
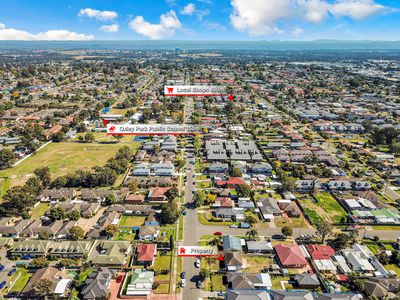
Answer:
[
  {"left": 0, "top": 218, "right": 31, "bottom": 238},
  {"left": 223, "top": 235, "right": 242, "bottom": 252},
  {"left": 8, "top": 240, "right": 52, "bottom": 258},
  {"left": 214, "top": 208, "right": 244, "bottom": 221},
  {"left": 293, "top": 274, "right": 320, "bottom": 289},
  {"left": 136, "top": 244, "right": 157, "bottom": 267},
  {"left": 306, "top": 244, "right": 336, "bottom": 273},
  {"left": 144, "top": 212, "right": 160, "bottom": 226},
  {"left": 226, "top": 290, "right": 269, "bottom": 300},
  {"left": 224, "top": 252, "right": 244, "bottom": 271},
  {"left": 49, "top": 241, "right": 93, "bottom": 259},
  {"left": 275, "top": 244, "right": 308, "bottom": 269},
  {"left": 227, "top": 273, "right": 272, "bottom": 290},
  {"left": 147, "top": 187, "right": 170, "bottom": 202},
  {"left": 21, "top": 267, "right": 63, "bottom": 298},
  {"left": 90, "top": 240, "right": 131, "bottom": 267},
  {"left": 138, "top": 225, "right": 160, "bottom": 241},
  {"left": 126, "top": 269, "right": 154, "bottom": 296},
  {"left": 38, "top": 188, "right": 76, "bottom": 201},
  {"left": 81, "top": 268, "right": 113, "bottom": 300},
  {"left": 257, "top": 198, "right": 281, "bottom": 221},
  {"left": 246, "top": 241, "right": 273, "bottom": 254}
]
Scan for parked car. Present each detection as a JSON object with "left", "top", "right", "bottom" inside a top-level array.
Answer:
[
  {"left": 181, "top": 278, "right": 186, "bottom": 287},
  {"left": 0, "top": 265, "right": 4, "bottom": 271},
  {"left": 214, "top": 231, "right": 222, "bottom": 236},
  {"left": 116, "top": 275, "right": 123, "bottom": 283},
  {"left": 272, "top": 234, "right": 286, "bottom": 240},
  {"left": 229, "top": 224, "right": 238, "bottom": 228},
  {"left": 7, "top": 269, "right": 16, "bottom": 276},
  {"left": 196, "top": 280, "right": 202, "bottom": 289},
  {"left": 180, "top": 272, "right": 186, "bottom": 279},
  {"left": 195, "top": 259, "right": 200, "bottom": 268},
  {"left": 0, "top": 281, "right": 6, "bottom": 289}
]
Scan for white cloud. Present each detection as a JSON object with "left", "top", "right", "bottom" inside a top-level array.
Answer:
[
  {"left": 230, "top": 0, "right": 291, "bottom": 35},
  {"left": 298, "top": 0, "right": 330, "bottom": 23},
  {"left": 299, "top": 0, "right": 386, "bottom": 23},
  {"left": 0, "top": 24, "right": 94, "bottom": 40},
  {"left": 99, "top": 24, "right": 119, "bottom": 33},
  {"left": 329, "top": 0, "right": 385, "bottom": 20},
  {"left": 292, "top": 27, "right": 304, "bottom": 36},
  {"left": 79, "top": 8, "right": 118, "bottom": 21},
  {"left": 129, "top": 10, "right": 181, "bottom": 40},
  {"left": 203, "top": 21, "right": 226, "bottom": 31},
  {"left": 181, "top": 3, "right": 196, "bottom": 15}
]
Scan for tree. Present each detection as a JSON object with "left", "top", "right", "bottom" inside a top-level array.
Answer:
[
  {"left": 31, "top": 257, "right": 49, "bottom": 268},
  {"left": 34, "top": 167, "right": 51, "bottom": 187},
  {"left": 193, "top": 191, "right": 207, "bottom": 207},
  {"left": 199, "top": 268, "right": 211, "bottom": 281},
  {"left": 68, "top": 210, "right": 80, "bottom": 221},
  {"left": 160, "top": 199, "right": 179, "bottom": 224},
  {"left": 60, "top": 258, "right": 79, "bottom": 267},
  {"left": 153, "top": 144, "right": 160, "bottom": 154},
  {"left": 48, "top": 207, "right": 67, "bottom": 220},
  {"left": 245, "top": 214, "right": 257, "bottom": 225},
  {"left": 33, "top": 278, "right": 53, "bottom": 297},
  {"left": 105, "top": 194, "right": 116, "bottom": 206},
  {"left": 84, "top": 132, "right": 95, "bottom": 143},
  {"left": 0, "top": 148, "right": 16, "bottom": 169},
  {"left": 231, "top": 167, "right": 242, "bottom": 177},
  {"left": 315, "top": 220, "right": 333, "bottom": 243},
  {"left": 70, "top": 226, "right": 85, "bottom": 240},
  {"left": 105, "top": 224, "right": 118, "bottom": 238},
  {"left": 127, "top": 180, "right": 138, "bottom": 193},
  {"left": 236, "top": 184, "right": 251, "bottom": 198},
  {"left": 281, "top": 226, "right": 293, "bottom": 237},
  {"left": 169, "top": 235, "right": 174, "bottom": 250},
  {"left": 331, "top": 233, "right": 351, "bottom": 251},
  {"left": 378, "top": 251, "right": 389, "bottom": 265},
  {"left": 245, "top": 229, "right": 258, "bottom": 241},
  {"left": 165, "top": 187, "right": 178, "bottom": 201}
]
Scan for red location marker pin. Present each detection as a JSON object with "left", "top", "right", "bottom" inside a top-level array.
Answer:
[
  {"left": 180, "top": 247, "right": 186, "bottom": 255},
  {"left": 102, "top": 119, "right": 109, "bottom": 126},
  {"left": 228, "top": 94, "right": 234, "bottom": 101},
  {"left": 217, "top": 255, "right": 224, "bottom": 261}
]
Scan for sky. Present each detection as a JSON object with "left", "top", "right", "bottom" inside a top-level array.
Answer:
[{"left": 0, "top": 0, "right": 399, "bottom": 41}]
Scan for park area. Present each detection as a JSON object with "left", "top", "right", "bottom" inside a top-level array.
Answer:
[{"left": 0, "top": 140, "right": 139, "bottom": 195}]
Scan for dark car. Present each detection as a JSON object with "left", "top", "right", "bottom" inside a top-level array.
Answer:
[
  {"left": 116, "top": 275, "right": 123, "bottom": 283},
  {"left": 0, "top": 265, "right": 4, "bottom": 271},
  {"left": 0, "top": 281, "right": 6, "bottom": 289},
  {"left": 272, "top": 234, "right": 286, "bottom": 240},
  {"left": 180, "top": 272, "right": 186, "bottom": 279},
  {"left": 196, "top": 280, "right": 202, "bottom": 289},
  {"left": 8, "top": 269, "right": 16, "bottom": 276}
]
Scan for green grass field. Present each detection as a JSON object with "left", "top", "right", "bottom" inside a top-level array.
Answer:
[
  {"left": 118, "top": 215, "right": 146, "bottom": 227},
  {"left": 0, "top": 140, "right": 139, "bottom": 193},
  {"left": 314, "top": 192, "right": 347, "bottom": 223},
  {"left": 30, "top": 203, "right": 50, "bottom": 219},
  {"left": 7, "top": 268, "right": 32, "bottom": 293}
]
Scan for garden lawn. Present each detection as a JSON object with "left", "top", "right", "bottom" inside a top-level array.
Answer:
[
  {"left": 244, "top": 255, "right": 272, "bottom": 273},
  {"left": 386, "top": 264, "right": 400, "bottom": 277},
  {"left": 30, "top": 203, "right": 50, "bottom": 219},
  {"left": 118, "top": 215, "right": 146, "bottom": 227},
  {"left": 8, "top": 268, "right": 32, "bottom": 293},
  {"left": 198, "top": 212, "right": 237, "bottom": 226},
  {"left": 0, "top": 141, "right": 140, "bottom": 191},
  {"left": 314, "top": 192, "right": 347, "bottom": 223}
]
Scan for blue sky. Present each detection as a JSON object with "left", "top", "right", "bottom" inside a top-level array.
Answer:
[{"left": 0, "top": 0, "right": 399, "bottom": 40}]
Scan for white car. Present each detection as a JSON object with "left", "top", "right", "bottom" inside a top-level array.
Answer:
[
  {"left": 229, "top": 224, "right": 238, "bottom": 228},
  {"left": 195, "top": 259, "right": 200, "bottom": 268},
  {"left": 181, "top": 278, "right": 186, "bottom": 287}
]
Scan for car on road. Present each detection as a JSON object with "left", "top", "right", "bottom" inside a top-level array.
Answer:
[
  {"left": 217, "top": 291, "right": 226, "bottom": 296},
  {"left": 229, "top": 224, "right": 238, "bottom": 228},
  {"left": 195, "top": 259, "right": 200, "bottom": 268},
  {"left": 0, "top": 265, "right": 4, "bottom": 271},
  {"left": 182, "top": 210, "right": 187, "bottom": 216},
  {"left": 272, "top": 234, "right": 286, "bottom": 240},
  {"left": 189, "top": 161, "right": 195, "bottom": 165},
  {"left": 196, "top": 280, "right": 202, "bottom": 289},
  {"left": 192, "top": 181, "right": 196, "bottom": 185},
  {"left": 181, "top": 278, "right": 186, "bottom": 287},
  {"left": 0, "top": 281, "right": 6, "bottom": 289},
  {"left": 214, "top": 231, "right": 222, "bottom": 236},
  {"left": 8, "top": 269, "right": 16, "bottom": 276},
  {"left": 180, "top": 272, "right": 186, "bottom": 279}
]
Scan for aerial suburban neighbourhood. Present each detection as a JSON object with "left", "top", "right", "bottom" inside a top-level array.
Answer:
[{"left": 1, "top": 1, "right": 400, "bottom": 298}]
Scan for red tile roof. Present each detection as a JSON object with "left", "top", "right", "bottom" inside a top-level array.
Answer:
[
  {"left": 275, "top": 244, "right": 307, "bottom": 267},
  {"left": 148, "top": 187, "right": 170, "bottom": 199},
  {"left": 137, "top": 244, "right": 157, "bottom": 262},
  {"left": 226, "top": 177, "right": 246, "bottom": 186},
  {"left": 306, "top": 244, "right": 335, "bottom": 260}
]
